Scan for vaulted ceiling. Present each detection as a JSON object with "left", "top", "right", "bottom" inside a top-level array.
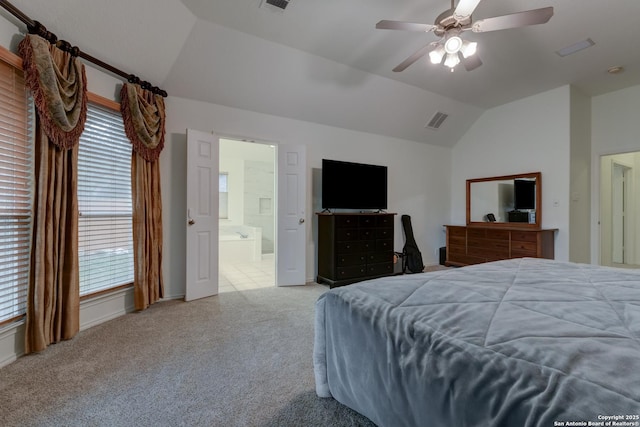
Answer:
[{"left": 3, "top": 0, "right": 640, "bottom": 147}]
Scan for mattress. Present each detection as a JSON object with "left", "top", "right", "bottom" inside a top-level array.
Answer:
[{"left": 313, "top": 258, "right": 640, "bottom": 426}]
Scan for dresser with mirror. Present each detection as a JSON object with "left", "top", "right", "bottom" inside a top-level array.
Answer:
[{"left": 445, "top": 172, "right": 557, "bottom": 267}]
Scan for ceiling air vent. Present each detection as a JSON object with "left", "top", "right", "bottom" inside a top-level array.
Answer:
[
  {"left": 426, "top": 112, "right": 449, "bottom": 130},
  {"left": 260, "top": 0, "right": 290, "bottom": 11}
]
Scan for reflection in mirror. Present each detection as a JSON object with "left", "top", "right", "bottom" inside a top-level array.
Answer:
[
  {"left": 467, "top": 172, "right": 541, "bottom": 228},
  {"left": 469, "top": 180, "right": 515, "bottom": 222}
]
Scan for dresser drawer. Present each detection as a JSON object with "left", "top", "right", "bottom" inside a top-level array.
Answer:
[
  {"left": 336, "top": 241, "right": 366, "bottom": 254},
  {"left": 485, "top": 229, "right": 510, "bottom": 240},
  {"left": 336, "top": 216, "right": 358, "bottom": 228},
  {"left": 361, "top": 240, "right": 375, "bottom": 252},
  {"left": 368, "top": 251, "right": 393, "bottom": 264},
  {"left": 511, "top": 241, "right": 537, "bottom": 258},
  {"left": 448, "top": 243, "right": 466, "bottom": 255},
  {"left": 468, "top": 245, "right": 508, "bottom": 259},
  {"left": 336, "top": 253, "right": 366, "bottom": 267},
  {"left": 336, "top": 265, "right": 368, "bottom": 280},
  {"left": 448, "top": 253, "right": 486, "bottom": 265},
  {"left": 468, "top": 237, "right": 509, "bottom": 252},
  {"left": 511, "top": 240, "right": 536, "bottom": 252},
  {"left": 358, "top": 228, "right": 375, "bottom": 240},
  {"left": 448, "top": 235, "right": 466, "bottom": 247},
  {"left": 368, "top": 262, "right": 393, "bottom": 276},
  {"left": 511, "top": 231, "right": 537, "bottom": 242},
  {"left": 376, "top": 215, "right": 394, "bottom": 228},
  {"left": 375, "top": 239, "right": 393, "bottom": 252},
  {"left": 358, "top": 216, "right": 376, "bottom": 227},
  {"left": 336, "top": 228, "right": 358, "bottom": 241},
  {"left": 467, "top": 228, "right": 486, "bottom": 239},
  {"left": 447, "top": 226, "right": 466, "bottom": 238},
  {"left": 375, "top": 228, "right": 392, "bottom": 239}
]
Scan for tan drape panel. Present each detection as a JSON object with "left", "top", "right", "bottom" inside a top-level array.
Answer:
[
  {"left": 121, "top": 83, "right": 165, "bottom": 310},
  {"left": 19, "top": 34, "right": 86, "bottom": 353},
  {"left": 131, "top": 153, "right": 164, "bottom": 310}
]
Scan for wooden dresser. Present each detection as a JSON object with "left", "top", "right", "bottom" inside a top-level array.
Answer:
[
  {"left": 445, "top": 225, "right": 556, "bottom": 267},
  {"left": 316, "top": 213, "right": 396, "bottom": 288}
]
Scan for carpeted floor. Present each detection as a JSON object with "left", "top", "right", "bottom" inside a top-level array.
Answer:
[{"left": 0, "top": 283, "right": 376, "bottom": 427}]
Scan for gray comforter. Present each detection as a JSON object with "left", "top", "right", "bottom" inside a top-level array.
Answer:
[{"left": 314, "top": 258, "right": 640, "bottom": 426}]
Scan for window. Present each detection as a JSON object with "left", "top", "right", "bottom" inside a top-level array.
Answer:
[
  {"left": 0, "top": 57, "right": 33, "bottom": 324},
  {"left": 77, "top": 102, "right": 133, "bottom": 296},
  {"left": 219, "top": 172, "right": 229, "bottom": 219}
]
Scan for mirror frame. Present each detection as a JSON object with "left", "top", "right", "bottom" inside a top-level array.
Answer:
[{"left": 466, "top": 172, "right": 542, "bottom": 229}]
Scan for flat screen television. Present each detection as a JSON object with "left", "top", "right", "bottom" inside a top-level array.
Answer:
[
  {"left": 321, "top": 159, "right": 387, "bottom": 210},
  {"left": 514, "top": 179, "right": 536, "bottom": 210}
]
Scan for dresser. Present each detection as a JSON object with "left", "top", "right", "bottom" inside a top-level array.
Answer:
[
  {"left": 445, "top": 225, "right": 556, "bottom": 267},
  {"left": 316, "top": 213, "right": 396, "bottom": 288}
]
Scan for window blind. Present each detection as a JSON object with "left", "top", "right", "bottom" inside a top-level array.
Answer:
[
  {"left": 78, "top": 103, "right": 133, "bottom": 296},
  {"left": 0, "top": 59, "right": 32, "bottom": 324}
]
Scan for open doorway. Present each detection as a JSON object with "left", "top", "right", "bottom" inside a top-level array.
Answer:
[
  {"left": 218, "top": 138, "right": 276, "bottom": 292},
  {"left": 600, "top": 152, "right": 639, "bottom": 268}
]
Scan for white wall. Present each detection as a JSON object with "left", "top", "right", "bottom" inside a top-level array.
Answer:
[
  {"left": 569, "top": 87, "right": 592, "bottom": 263},
  {"left": 451, "top": 86, "right": 572, "bottom": 261},
  {"left": 163, "top": 96, "right": 453, "bottom": 298},
  {"left": 591, "top": 85, "right": 640, "bottom": 264}
]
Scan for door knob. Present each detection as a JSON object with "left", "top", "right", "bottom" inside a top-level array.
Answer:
[
  {"left": 188, "top": 219, "right": 195, "bottom": 226},
  {"left": 299, "top": 218, "right": 305, "bottom": 224}
]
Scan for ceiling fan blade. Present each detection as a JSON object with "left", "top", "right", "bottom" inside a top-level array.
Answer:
[
  {"left": 392, "top": 43, "right": 436, "bottom": 72},
  {"left": 453, "top": 0, "right": 483, "bottom": 20},
  {"left": 461, "top": 53, "right": 482, "bottom": 71},
  {"left": 376, "top": 20, "right": 437, "bottom": 32},
  {"left": 472, "top": 7, "right": 553, "bottom": 33}
]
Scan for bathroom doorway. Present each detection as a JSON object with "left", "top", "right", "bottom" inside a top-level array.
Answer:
[
  {"left": 218, "top": 138, "right": 276, "bottom": 292},
  {"left": 600, "top": 152, "right": 639, "bottom": 268}
]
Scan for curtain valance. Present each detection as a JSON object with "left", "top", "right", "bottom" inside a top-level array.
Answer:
[
  {"left": 18, "top": 34, "right": 87, "bottom": 150},
  {"left": 120, "top": 83, "right": 165, "bottom": 162}
]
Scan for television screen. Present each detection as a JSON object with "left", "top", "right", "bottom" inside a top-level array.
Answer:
[
  {"left": 321, "top": 159, "right": 387, "bottom": 210},
  {"left": 514, "top": 179, "right": 536, "bottom": 210}
]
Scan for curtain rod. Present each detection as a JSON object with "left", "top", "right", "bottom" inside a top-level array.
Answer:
[{"left": 0, "top": 0, "right": 167, "bottom": 97}]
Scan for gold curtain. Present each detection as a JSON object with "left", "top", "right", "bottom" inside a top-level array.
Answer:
[
  {"left": 19, "top": 34, "right": 87, "bottom": 353},
  {"left": 120, "top": 83, "right": 165, "bottom": 310}
]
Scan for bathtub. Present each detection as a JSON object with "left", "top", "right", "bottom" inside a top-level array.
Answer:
[{"left": 218, "top": 225, "right": 262, "bottom": 263}]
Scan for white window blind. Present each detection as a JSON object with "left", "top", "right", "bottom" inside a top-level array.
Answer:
[
  {"left": 78, "top": 103, "right": 133, "bottom": 296},
  {"left": 0, "top": 59, "right": 32, "bottom": 324}
]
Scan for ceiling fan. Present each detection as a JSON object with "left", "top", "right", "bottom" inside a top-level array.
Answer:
[{"left": 376, "top": 0, "right": 553, "bottom": 72}]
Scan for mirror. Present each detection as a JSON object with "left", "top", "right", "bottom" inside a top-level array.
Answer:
[{"left": 466, "top": 172, "right": 541, "bottom": 228}]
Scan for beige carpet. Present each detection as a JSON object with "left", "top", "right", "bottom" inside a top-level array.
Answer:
[{"left": 0, "top": 283, "right": 375, "bottom": 427}]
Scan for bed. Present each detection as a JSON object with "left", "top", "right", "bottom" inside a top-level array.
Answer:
[{"left": 313, "top": 258, "right": 640, "bottom": 426}]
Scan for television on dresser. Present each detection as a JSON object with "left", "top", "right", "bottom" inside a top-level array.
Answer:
[
  {"left": 514, "top": 179, "right": 536, "bottom": 210},
  {"left": 321, "top": 159, "right": 387, "bottom": 210}
]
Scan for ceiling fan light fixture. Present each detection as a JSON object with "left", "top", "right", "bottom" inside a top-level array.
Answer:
[
  {"left": 460, "top": 40, "right": 477, "bottom": 58},
  {"left": 444, "top": 52, "right": 460, "bottom": 69},
  {"left": 429, "top": 45, "right": 446, "bottom": 64},
  {"left": 444, "top": 36, "right": 463, "bottom": 54}
]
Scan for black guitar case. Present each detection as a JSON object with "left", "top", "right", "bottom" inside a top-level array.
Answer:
[{"left": 401, "top": 214, "right": 425, "bottom": 273}]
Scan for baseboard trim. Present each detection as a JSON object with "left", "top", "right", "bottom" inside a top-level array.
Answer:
[
  {"left": 80, "top": 287, "right": 135, "bottom": 331},
  {"left": 0, "top": 321, "right": 25, "bottom": 369}
]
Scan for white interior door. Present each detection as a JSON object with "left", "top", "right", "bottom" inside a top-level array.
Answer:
[
  {"left": 612, "top": 163, "right": 625, "bottom": 263},
  {"left": 186, "top": 129, "right": 219, "bottom": 300},
  {"left": 276, "top": 144, "right": 306, "bottom": 286}
]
